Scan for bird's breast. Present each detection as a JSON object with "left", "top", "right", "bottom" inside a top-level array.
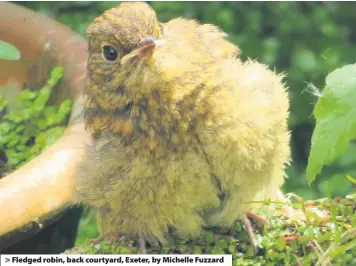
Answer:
[
  {"left": 84, "top": 82, "right": 215, "bottom": 157},
  {"left": 85, "top": 107, "right": 200, "bottom": 158}
]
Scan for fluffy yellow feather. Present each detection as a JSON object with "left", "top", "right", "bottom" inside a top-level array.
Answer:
[{"left": 74, "top": 2, "right": 290, "bottom": 246}]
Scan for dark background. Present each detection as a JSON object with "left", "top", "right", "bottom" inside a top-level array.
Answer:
[{"left": 16, "top": 1, "right": 356, "bottom": 244}]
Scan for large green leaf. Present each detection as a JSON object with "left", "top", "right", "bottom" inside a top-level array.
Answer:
[
  {"left": 0, "top": 40, "right": 21, "bottom": 60},
  {"left": 306, "top": 64, "right": 356, "bottom": 184}
]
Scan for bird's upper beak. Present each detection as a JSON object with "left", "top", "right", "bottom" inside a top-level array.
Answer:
[{"left": 121, "top": 37, "right": 164, "bottom": 66}]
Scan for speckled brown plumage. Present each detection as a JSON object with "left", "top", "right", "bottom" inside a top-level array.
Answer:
[{"left": 74, "top": 2, "right": 290, "bottom": 246}]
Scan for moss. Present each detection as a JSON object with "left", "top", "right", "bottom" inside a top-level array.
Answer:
[
  {"left": 65, "top": 196, "right": 355, "bottom": 265},
  {"left": 0, "top": 66, "right": 72, "bottom": 176}
]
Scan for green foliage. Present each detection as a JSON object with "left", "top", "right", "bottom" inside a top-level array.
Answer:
[
  {"left": 0, "top": 40, "right": 20, "bottom": 60},
  {"left": 307, "top": 64, "right": 356, "bottom": 184},
  {"left": 66, "top": 197, "right": 356, "bottom": 266},
  {"left": 0, "top": 66, "right": 72, "bottom": 175}
]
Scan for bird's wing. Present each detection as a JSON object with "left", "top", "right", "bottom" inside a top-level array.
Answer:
[{"left": 196, "top": 59, "right": 290, "bottom": 225}]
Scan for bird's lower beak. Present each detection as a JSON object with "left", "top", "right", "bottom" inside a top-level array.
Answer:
[{"left": 121, "top": 37, "right": 164, "bottom": 66}]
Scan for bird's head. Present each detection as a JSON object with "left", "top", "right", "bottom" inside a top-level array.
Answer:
[
  {"left": 86, "top": 2, "right": 164, "bottom": 103},
  {"left": 85, "top": 2, "right": 174, "bottom": 139}
]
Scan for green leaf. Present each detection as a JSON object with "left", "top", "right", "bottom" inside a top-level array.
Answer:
[
  {"left": 36, "top": 118, "right": 48, "bottom": 130},
  {"left": 7, "top": 134, "right": 20, "bottom": 147},
  {"left": 43, "top": 106, "right": 57, "bottom": 119},
  {"left": 211, "top": 247, "right": 225, "bottom": 255},
  {"left": 228, "top": 244, "right": 235, "bottom": 254},
  {"left": 0, "top": 40, "right": 21, "bottom": 60},
  {"left": 35, "top": 133, "right": 47, "bottom": 149},
  {"left": 56, "top": 99, "right": 72, "bottom": 123},
  {"left": 15, "top": 89, "right": 37, "bottom": 104},
  {"left": 275, "top": 236, "right": 286, "bottom": 251},
  {"left": 346, "top": 175, "right": 356, "bottom": 184},
  {"left": 306, "top": 64, "right": 356, "bottom": 184},
  {"left": 37, "top": 87, "right": 52, "bottom": 105},
  {"left": 15, "top": 124, "right": 25, "bottom": 133},
  {"left": 31, "top": 87, "right": 52, "bottom": 115},
  {"left": 19, "top": 136, "right": 30, "bottom": 145},
  {"left": 6, "top": 156, "right": 20, "bottom": 166},
  {"left": 46, "top": 66, "right": 63, "bottom": 87},
  {"left": 204, "top": 232, "right": 215, "bottom": 244},
  {"left": 4, "top": 110, "right": 26, "bottom": 123},
  {"left": 22, "top": 108, "right": 33, "bottom": 120},
  {"left": 0, "top": 131, "right": 17, "bottom": 146},
  {"left": 215, "top": 239, "right": 228, "bottom": 249},
  {"left": 193, "top": 245, "right": 202, "bottom": 254},
  {"left": 0, "top": 122, "right": 15, "bottom": 134},
  {"left": 15, "top": 144, "right": 26, "bottom": 152}
]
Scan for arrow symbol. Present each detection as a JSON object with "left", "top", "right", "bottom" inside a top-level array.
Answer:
[{"left": 5, "top": 258, "right": 10, "bottom": 262}]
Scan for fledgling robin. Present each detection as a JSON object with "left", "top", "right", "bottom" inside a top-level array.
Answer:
[{"left": 74, "top": 2, "right": 290, "bottom": 252}]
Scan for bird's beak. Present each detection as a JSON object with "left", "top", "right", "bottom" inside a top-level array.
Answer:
[{"left": 121, "top": 37, "right": 164, "bottom": 66}]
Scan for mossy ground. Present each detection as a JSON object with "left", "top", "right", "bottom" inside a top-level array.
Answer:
[{"left": 65, "top": 196, "right": 356, "bottom": 266}]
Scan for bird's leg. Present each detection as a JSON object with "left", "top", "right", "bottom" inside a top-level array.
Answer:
[
  {"left": 241, "top": 210, "right": 271, "bottom": 255},
  {"left": 241, "top": 214, "right": 257, "bottom": 254},
  {"left": 246, "top": 212, "right": 270, "bottom": 225},
  {"left": 138, "top": 235, "right": 147, "bottom": 254},
  {"left": 111, "top": 232, "right": 126, "bottom": 242}
]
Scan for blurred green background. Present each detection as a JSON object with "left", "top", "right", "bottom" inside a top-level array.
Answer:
[{"left": 16, "top": 1, "right": 356, "bottom": 244}]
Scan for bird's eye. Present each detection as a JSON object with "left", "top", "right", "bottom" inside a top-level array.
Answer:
[{"left": 102, "top": 45, "right": 118, "bottom": 61}]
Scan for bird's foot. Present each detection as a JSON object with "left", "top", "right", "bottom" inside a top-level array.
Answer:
[
  {"left": 241, "top": 212, "right": 270, "bottom": 255},
  {"left": 138, "top": 235, "right": 147, "bottom": 254},
  {"left": 241, "top": 214, "right": 258, "bottom": 255}
]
